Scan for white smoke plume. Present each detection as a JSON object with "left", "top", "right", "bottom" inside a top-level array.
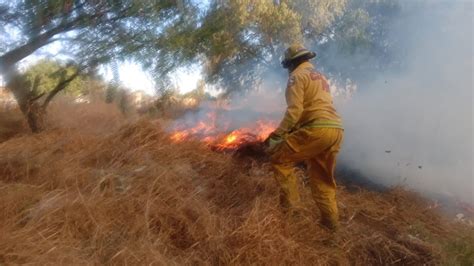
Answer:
[
  {"left": 338, "top": 1, "right": 473, "bottom": 203},
  {"left": 172, "top": 1, "right": 472, "bottom": 204}
]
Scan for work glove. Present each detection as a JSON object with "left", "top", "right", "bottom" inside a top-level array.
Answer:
[{"left": 264, "top": 132, "right": 283, "bottom": 151}]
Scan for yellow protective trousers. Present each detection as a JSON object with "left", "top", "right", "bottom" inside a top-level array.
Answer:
[{"left": 269, "top": 127, "right": 344, "bottom": 229}]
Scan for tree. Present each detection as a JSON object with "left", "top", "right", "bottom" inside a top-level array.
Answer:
[
  {"left": 1, "top": 0, "right": 402, "bottom": 132},
  {"left": 0, "top": 0, "right": 195, "bottom": 132},
  {"left": 154, "top": 0, "right": 400, "bottom": 94},
  {"left": 23, "top": 59, "right": 86, "bottom": 96},
  {"left": 7, "top": 60, "right": 87, "bottom": 132},
  {"left": 315, "top": 0, "right": 402, "bottom": 84},
  {"left": 151, "top": 0, "right": 348, "bottom": 93}
]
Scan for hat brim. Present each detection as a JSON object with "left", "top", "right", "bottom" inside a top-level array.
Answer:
[
  {"left": 292, "top": 51, "right": 316, "bottom": 60},
  {"left": 281, "top": 51, "right": 317, "bottom": 67}
]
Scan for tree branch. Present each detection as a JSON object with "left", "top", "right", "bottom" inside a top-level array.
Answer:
[
  {"left": 41, "top": 68, "right": 82, "bottom": 110},
  {"left": 30, "top": 75, "right": 42, "bottom": 97},
  {"left": 30, "top": 92, "right": 46, "bottom": 102},
  {"left": 0, "top": 12, "right": 104, "bottom": 73},
  {"left": 26, "top": 75, "right": 45, "bottom": 105}
]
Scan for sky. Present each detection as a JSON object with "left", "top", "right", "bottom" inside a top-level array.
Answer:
[
  {"left": 94, "top": 0, "right": 212, "bottom": 95},
  {"left": 100, "top": 62, "right": 202, "bottom": 95},
  {"left": 0, "top": 47, "right": 202, "bottom": 95}
]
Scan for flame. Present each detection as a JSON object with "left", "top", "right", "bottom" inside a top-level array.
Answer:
[
  {"left": 225, "top": 133, "right": 238, "bottom": 144},
  {"left": 169, "top": 112, "right": 277, "bottom": 151},
  {"left": 170, "top": 131, "right": 189, "bottom": 142}
]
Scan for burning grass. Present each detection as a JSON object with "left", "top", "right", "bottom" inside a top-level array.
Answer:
[
  {"left": 0, "top": 103, "right": 472, "bottom": 265},
  {"left": 169, "top": 111, "right": 277, "bottom": 152}
]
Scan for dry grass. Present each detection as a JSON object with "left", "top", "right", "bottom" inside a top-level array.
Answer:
[
  {"left": 0, "top": 108, "right": 28, "bottom": 142},
  {"left": 0, "top": 101, "right": 472, "bottom": 265}
]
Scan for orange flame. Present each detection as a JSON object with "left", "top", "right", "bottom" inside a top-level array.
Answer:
[
  {"left": 169, "top": 112, "right": 277, "bottom": 151},
  {"left": 170, "top": 131, "right": 189, "bottom": 142}
]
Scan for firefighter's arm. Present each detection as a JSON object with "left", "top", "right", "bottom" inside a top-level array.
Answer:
[{"left": 273, "top": 73, "right": 305, "bottom": 136}]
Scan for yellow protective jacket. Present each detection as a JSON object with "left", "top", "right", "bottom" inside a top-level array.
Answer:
[{"left": 274, "top": 62, "right": 343, "bottom": 137}]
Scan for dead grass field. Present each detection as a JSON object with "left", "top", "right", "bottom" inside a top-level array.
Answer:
[
  {"left": 0, "top": 102, "right": 472, "bottom": 265},
  {"left": 0, "top": 109, "right": 27, "bottom": 143}
]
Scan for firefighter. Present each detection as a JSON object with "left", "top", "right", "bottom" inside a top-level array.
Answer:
[{"left": 266, "top": 43, "right": 344, "bottom": 231}]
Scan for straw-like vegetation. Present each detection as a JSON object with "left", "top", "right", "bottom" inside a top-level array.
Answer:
[
  {"left": 0, "top": 102, "right": 472, "bottom": 265},
  {"left": 0, "top": 110, "right": 27, "bottom": 142}
]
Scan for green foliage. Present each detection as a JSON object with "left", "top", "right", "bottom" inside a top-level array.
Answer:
[
  {"left": 286, "top": 0, "right": 347, "bottom": 36},
  {"left": 1, "top": 0, "right": 402, "bottom": 96},
  {"left": 440, "top": 226, "right": 474, "bottom": 266},
  {"left": 0, "top": 0, "right": 197, "bottom": 72},
  {"left": 336, "top": 8, "right": 371, "bottom": 54},
  {"left": 153, "top": 0, "right": 399, "bottom": 93},
  {"left": 407, "top": 220, "right": 474, "bottom": 266},
  {"left": 23, "top": 59, "right": 85, "bottom": 96},
  {"left": 315, "top": 0, "right": 401, "bottom": 82},
  {"left": 149, "top": 0, "right": 399, "bottom": 93},
  {"left": 153, "top": 0, "right": 308, "bottom": 92}
]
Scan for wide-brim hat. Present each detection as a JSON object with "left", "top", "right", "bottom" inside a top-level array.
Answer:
[{"left": 281, "top": 43, "right": 316, "bottom": 67}]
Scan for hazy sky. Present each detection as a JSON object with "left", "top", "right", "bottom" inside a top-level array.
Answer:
[
  {"left": 0, "top": 50, "right": 202, "bottom": 95},
  {"left": 100, "top": 62, "right": 202, "bottom": 95}
]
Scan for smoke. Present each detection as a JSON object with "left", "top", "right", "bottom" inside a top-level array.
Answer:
[
  {"left": 172, "top": 1, "right": 473, "bottom": 203},
  {"left": 338, "top": 1, "right": 473, "bottom": 203},
  {"left": 172, "top": 67, "right": 287, "bottom": 131}
]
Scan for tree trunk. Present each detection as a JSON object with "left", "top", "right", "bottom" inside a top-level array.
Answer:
[
  {"left": 7, "top": 71, "right": 46, "bottom": 133},
  {"left": 23, "top": 101, "right": 46, "bottom": 133},
  {"left": 11, "top": 89, "right": 46, "bottom": 133},
  {"left": 5, "top": 65, "right": 81, "bottom": 133},
  {"left": 0, "top": 12, "right": 98, "bottom": 132}
]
